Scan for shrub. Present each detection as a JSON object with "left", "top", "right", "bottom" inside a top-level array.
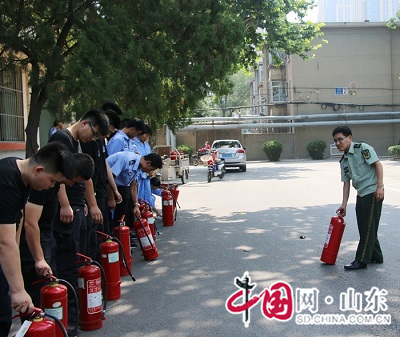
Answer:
[
  {"left": 177, "top": 144, "right": 193, "bottom": 157},
  {"left": 262, "top": 140, "right": 283, "bottom": 161},
  {"left": 306, "top": 140, "right": 327, "bottom": 160},
  {"left": 388, "top": 145, "right": 400, "bottom": 158}
]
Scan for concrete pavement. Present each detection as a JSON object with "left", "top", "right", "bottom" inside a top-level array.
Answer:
[{"left": 10, "top": 159, "right": 400, "bottom": 336}]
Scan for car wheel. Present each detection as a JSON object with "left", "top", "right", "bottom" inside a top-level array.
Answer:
[{"left": 241, "top": 165, "right": 246, "bottom": 172}]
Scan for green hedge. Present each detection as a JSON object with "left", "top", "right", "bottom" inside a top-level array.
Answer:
[
  {"left": 262, "top": 140, "right": 283, "bottom": 161},
  {"left": 306, "top": 140, "right": 327, "bottom": 160}
]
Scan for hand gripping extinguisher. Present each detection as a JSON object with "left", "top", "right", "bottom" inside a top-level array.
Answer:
[
  {"left": 320, "top": 213, "right": 346, "bottom": 264},
  {"left": 133, "top": 216, "right": 158, "bottom": 261},
  {"left": 76, "top": 253, "right": 107, "bottom": 331},
  {"left": 13, "top": 307, "right": 68, "bottom": 337},
  {"left": 162, "top": 189, "right": 174, "bottom": 226},
  {"left": 113, "top": 215, "right": 133, "bottom": 277},
  {"left": 97, "top": 231, "right": 136, "bottom": 301},
  {"left": 38, "top": 276, "right": 78, "bottom": 337}
]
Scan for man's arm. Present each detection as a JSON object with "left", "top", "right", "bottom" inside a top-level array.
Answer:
[
  {"left": 373, "top": 161, "right": 384, "bottom": 201},
  {"left": 336, "top": 180, "right": 351, "bottom": 217},
  {"left": 129, "top": 180, "right": 140, "bottom": 217},
  {"left": 58, "top": 184, "right": 74, "bottom": 223},
  {"left": 0, "top": 224, "right": 34, "bottom": 314},
  {"left": 85, "top": 179, "right": 103, "bottom": 224},
  {"left": 106, "top": 162, "right": 122, "bottom": 205},
  {"left": 24, "top": 202, "right": 52, "bottom": 277}
]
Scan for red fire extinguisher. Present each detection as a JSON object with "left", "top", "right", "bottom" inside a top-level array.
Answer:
[
  {"left": 99, "top": 236, "right": 121, "bottom": 301},
  {"left": 141, "top": 203, "right": 156, "bottom": 240},
  {"left": 133, "top": 217, "right": 158, "bottom": 261},
  {"left": 162, "top": 189, "right": 174, "bottom": 226},
  {"left": 97, "top": 230, "right": 136, "bottom": 301},
  {"left": 12, "top": 307, "right": 68, "bottom": 337},
  {"left": 39, "top": 276, "right": 78, "bottom": 337},
  {"left": 76, "top": 253, "right": 107, "bottom": 331},
  {"left": 320, "top": 214, "right": 346, "bottom": 265},
  {"left": 113, "top": 215, "right": 133, "bottom": 277},
  {"left": 169, "top": 184, "right": 180, "bottom": 213}
]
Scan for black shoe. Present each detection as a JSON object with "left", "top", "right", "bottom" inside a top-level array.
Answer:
[{"left": 344, "top": 260, "right": 367, "bottom": 270}]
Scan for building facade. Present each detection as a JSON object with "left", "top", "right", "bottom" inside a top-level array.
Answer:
[
  {"left": 177, "top": 22, "right": 400, "bottom": 160},
  {"left": 317, "top": 0, "right": 400, "bottom": 22}
]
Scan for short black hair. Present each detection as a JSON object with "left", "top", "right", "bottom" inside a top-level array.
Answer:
[
  {"left": 143, "top": 124, "right": 153, "bottom": 136},
  {"left": 332, "top": 126, "right": 352, "bottom": 138},
  {"left": 101, "top": 102, "right": 123, "bottom": 115},
  {"left": 30, "top": 142, "right": 74, "bottom": 180},
  {"left": 143, "top": 153, "right": 163, "bottom": 169},
  {"left": 125, "top": 118, "right": 145, "bottom": 134},
  {"left": 81, "top": 109, "right": 110, "bottom": 136},
  {"left": 72, "top": 153, "right": 95, "bottom": 180},
  {"left": 53, "top": 120, "right": 61, "bottom": 127},
  {"left": 150, "top": 176, "right": 161, "bottom": 188},
  {"left": 104, "top": 110, "right": 121, "bottom": 130}
]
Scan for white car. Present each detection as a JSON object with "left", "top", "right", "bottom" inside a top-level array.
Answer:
[{"left": 211, "top": 139, "right": 247, "bottom": 172}]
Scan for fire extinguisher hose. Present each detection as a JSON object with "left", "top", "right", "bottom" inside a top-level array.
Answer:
[
  {"left": 96, "top": 231, "right": 136, "bottom": 282},
  {"left": 12, "top": 307, "right": 69, "bottom": 337},
  {"left": 59, "top": 278, "right": 79, "bottom": 337},
  {"left": 76, "top": 254, "right": 108, "bottom": 321},
  {"left": 137, "top": 216, "right": 157, "bottom": 252},
  {"left": 112, "top": 236, "right": 137, "bottom": 282}
]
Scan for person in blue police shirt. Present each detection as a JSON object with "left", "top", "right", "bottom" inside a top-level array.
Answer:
[
  {"left": 106, "top": 152, "right": 163, "bottom": 227},
  {"left": 333, "top": 126, "right": 384, "bottom": 271},
  {"left": 133, "top": 125, "right": 153, "bottom": 206}
]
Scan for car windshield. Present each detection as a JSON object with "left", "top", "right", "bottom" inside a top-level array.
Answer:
[{"left": 213, "top": 141, "right": 241, "bottom": 149}]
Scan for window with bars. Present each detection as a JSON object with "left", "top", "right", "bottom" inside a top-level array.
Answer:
[{"left": 0, "top": 65, "right": 25, "bottom": 141}]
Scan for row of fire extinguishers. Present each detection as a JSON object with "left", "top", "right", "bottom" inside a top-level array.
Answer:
[{"left": 13, "top": 185, "right": 180, "bottom": 337}]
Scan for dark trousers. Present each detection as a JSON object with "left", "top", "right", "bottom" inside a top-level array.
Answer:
[
  {"left": 0, "top": 268, "right": 11, "bottom": 337},
  {"left": 20, "top": 231, "right": 56, "bottom": 308},
  {"left": 113, "top": 186, "right": 132, "bottom": 228},
  {"left": 87, "top": 195, "right": 109, "bottom": 261},
  {"left": 355, "top": 192, "right": 383, "bottom": 264},
  {"left": 53, "top": 205, "right": 85, "bottom": 324}
]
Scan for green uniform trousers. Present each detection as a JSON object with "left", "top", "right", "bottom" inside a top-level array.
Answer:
[{"left": 355, "top": 192, "right": 383, "bottom": 264}]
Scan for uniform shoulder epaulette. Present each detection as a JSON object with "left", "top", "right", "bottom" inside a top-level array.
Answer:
[{"left": 353, "top": 143, "right": 362, "bottom": 148}]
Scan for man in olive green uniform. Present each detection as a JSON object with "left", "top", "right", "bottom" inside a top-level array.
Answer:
[{"left": 333, "top": 126, "right": 384, "bottom": 271}]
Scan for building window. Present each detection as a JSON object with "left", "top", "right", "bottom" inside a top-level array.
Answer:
[
  {"left": 258, "top": 65, "right": 263, "bottom": 84},
  {"left": 0, "top": 65, "right": 24, "bottom": 141},
  {"left": 269, "top": 81, "right": 286, "bottom": 103}
]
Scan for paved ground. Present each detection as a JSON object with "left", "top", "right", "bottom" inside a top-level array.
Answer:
[{"left": 10, "top": 158, "right": 400, "bottom": 336}]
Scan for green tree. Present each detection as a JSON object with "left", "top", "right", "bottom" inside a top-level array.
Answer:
[{"left": 0, "top": 0, "right": 322, "bottom": 157}]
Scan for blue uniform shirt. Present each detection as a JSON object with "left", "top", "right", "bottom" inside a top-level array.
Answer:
[
  {"left": 106, "top": 151, "right": 141, "bottom": 187},
  {"left": 106, "top": 130, "right": 136, "bottom": 155}
]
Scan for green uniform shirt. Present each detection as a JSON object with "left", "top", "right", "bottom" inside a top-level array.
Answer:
[{"left": 340, "top": 142, "right": 379, "bottom": 197}]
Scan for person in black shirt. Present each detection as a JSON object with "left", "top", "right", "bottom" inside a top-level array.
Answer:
[
  {"left": 81, "top": 108, "right": 122, "bottom": 259},
  {"left": 0, "top": 142, "right": 74, "bottom": 337},
  {"left": 49, "top": 109, "right": 109, "bottom": 324},
  {"left": 20, "top": 153, "right": 95, "bottom": 308}
]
